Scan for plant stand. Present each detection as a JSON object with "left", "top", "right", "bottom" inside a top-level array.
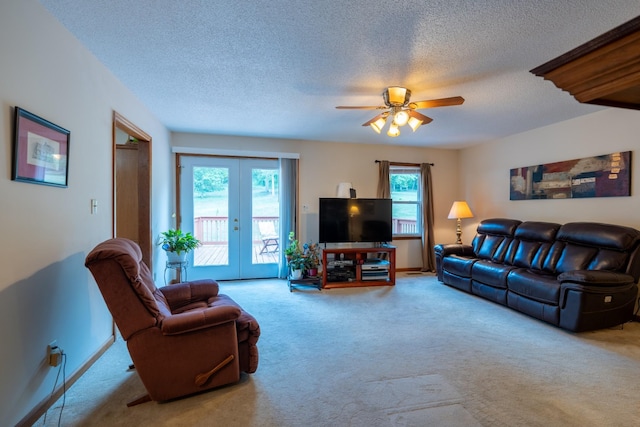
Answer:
[
  {"left": 165, "top": 260, "right": 188, "bottom": 285},
  {"left": 288, "top": 275, "right": 322, "bottom": 292}
]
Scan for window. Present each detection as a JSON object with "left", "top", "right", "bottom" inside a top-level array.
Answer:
[{"left": 390, "top": 166, "right": 421, "bottom": 236}]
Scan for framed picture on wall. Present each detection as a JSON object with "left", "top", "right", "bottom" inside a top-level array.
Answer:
[{"left": 12, "top": 107, "right": 70, "bottom": 188}]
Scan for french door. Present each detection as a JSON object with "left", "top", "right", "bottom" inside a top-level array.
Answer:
[{"left": 179, "top": 156, "right": 280, "bottom": 280}]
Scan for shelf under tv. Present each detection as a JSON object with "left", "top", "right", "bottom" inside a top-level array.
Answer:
[{"left": 321, "top": 246, "right": 395, "bottom": 289}]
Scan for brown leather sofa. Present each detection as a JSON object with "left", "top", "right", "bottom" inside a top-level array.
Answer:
[
  {"left": 435, "top": 218, "right": 640, "bottom": 332},
  {"left": 85, "top": 238, "right": 260, "bottom": 403}
]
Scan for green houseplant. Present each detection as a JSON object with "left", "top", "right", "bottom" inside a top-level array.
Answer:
[
  {"left": 286, "top": 232, "right": 322, "bottom": 278},
  {"left": 303, "top": 241, "right": 321, "bottom": 277},
  {"left": 285, "top": 231, "right": 305, "bottom": 279},
  {"left": 159, "top": 229, "right": 201, "bottom": 263}
]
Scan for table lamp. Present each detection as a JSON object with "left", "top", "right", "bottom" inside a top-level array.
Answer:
[{"left": 448, "top": 201, "right": 474, "bottom": 244}]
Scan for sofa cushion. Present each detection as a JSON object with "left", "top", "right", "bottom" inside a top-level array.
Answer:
[
  {"left": 443, "top": 255, "right": 476, "bottom": 278},
  {"left": 471, "top": 260, "right": 515, "bottom": 288},
  {"left": 507, "top": 221, "right": 560, "bottom": 269},
  {"left": 472, "top": 218, "right": 521, "bottom": 262},
  {"left": 476, "top": 218, "right": 522, "bottom": 236},
  {"left": 557, "top": 222, "right": 640, "bottom": 251},
  {"left": 507, "top": 269, "right": 560, "bottom": 305},
  {"left": 554, "top": 244, "right": 598, "bottom": 274}
]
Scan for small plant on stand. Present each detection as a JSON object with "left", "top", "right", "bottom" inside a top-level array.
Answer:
[
  {"left": 285, "top": 231, "right": 305, "bottom": 279},
  {"left": 303, "top": 242, "right": 321, "bottom": 277},
  {"left": 159, "top": 229, "right": 201, "bottom": 263}
]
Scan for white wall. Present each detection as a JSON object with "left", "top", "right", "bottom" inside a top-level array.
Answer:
[
  {"left": 0, "top": 1, "right": 171, "bottom": 425},
  {"left": 172, "top": 133, "right": 461, "bottom": 268},
  {"left": 460, "top": 107, "right": 640, "bottom": 234}
]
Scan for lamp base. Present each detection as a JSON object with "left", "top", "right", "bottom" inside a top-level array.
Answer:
[{"left": 455, "top": 218, "right": 463, "bottom": 244}]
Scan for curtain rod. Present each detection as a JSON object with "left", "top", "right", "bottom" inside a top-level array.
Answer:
[{"left": 375, "top": 160, "right": 434, "bottom": 166}]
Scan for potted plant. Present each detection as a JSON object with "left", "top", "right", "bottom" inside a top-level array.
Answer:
[
  {"left": 159, "top": 229, "right": 201, "bottom": 263},
  {"left": 285, "top": 231, "right": 305, "bottom": 279},
  {"left": 284, "top": 231, "right": 299, "bottom": 260},
  {"left": 303, "top": 242, "right": 321, "bottom": 277}
]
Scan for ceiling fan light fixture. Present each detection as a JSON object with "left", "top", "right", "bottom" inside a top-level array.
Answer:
[
  {"left": 393, "top": 109, "right": 409, "bottom": 126},
  {"left": 408, "top": 115, "right": 423, "bottom": 132},
  {"left": 387, "top": 123, "right": 400, "bottom": 137},
  {"left": 337, "top": 88, "right": 463, "bottom": 138},
  {"left": 385, "top": 86, "right": 411, "bottom": 107},
  {"left": 370, "top": 116, "right": 387, "bottom": 134}
]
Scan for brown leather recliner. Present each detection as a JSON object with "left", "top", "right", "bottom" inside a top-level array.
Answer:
[{"left": 85, "top": 238, "right": 260, "bottom": 404}]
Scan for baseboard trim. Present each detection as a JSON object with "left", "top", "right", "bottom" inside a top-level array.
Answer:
[
  {"left": 396, "top": 267, "right": 422, "bottom": 272},
  {"left": 16, "top": 334, "right": 115, "bottom": 427}
]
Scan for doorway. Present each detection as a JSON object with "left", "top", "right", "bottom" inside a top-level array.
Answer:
[
  {"left": 113, "top": 112, "right": 152, "bottom": 269},
  {"left": 179, "top": 155, "right": 280, "bottom": 280}
]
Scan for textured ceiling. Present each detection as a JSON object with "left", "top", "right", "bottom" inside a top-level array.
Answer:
[{"left": 39, "top": 1, "right": 640, "bottom": 148}]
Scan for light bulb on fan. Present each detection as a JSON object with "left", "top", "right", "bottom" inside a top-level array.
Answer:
[
  {"left": 387, "top": 123, "right": 400, "bottom": 137},
  {"left": 393, "top": 109, "right": 409, "bottom": 126}
]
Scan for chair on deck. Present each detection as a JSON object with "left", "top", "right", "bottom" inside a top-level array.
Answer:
[
  {"left": 258, "top": 221, "right": 279, "bottom": 254},
  {"left": 85, "top": 237, "right": 260, "bottom": 405}
]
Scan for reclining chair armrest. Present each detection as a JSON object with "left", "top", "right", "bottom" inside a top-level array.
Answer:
[
  {"left": 159, "top": 279, "right": 220, "bottom": 312},
  {"left": 558, "top": 270, "right": 635, "bottom": 287},
  {"left": 160, "top": 305, "right": 241, "bottom": 335}
]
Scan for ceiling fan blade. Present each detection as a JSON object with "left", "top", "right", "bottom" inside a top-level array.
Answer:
[
  {"left": 409, "top": 96, "right": 465, "bottom": 110},
  {"left": 335, "top": 105, "right": 387, "bottom": 110},
  {"left": 361, "top": 112, "right": 389, "bottom": 127},
  {"left": 409, "top": 111, "right": 433, "bottom": 125}
]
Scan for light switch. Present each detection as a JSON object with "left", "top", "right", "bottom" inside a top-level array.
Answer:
[{"left": 91, "top": 199, "right": 98, "bottom": 214}]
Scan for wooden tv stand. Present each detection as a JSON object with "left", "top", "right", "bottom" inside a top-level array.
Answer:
[{"left": 321, "top": 246, "right": 395, "bottom": 289}]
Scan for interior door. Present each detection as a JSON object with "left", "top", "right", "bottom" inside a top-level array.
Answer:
[
  {"left": 179, "top": 156, "right": 279, "bottom": 280},
  {"left": 113, "top": 113, "right": 152, "bottom": 269}
]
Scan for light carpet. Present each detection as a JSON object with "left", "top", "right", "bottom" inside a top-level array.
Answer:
[{"left": 37, "top": 274, "right": 640, "bottom": 426}]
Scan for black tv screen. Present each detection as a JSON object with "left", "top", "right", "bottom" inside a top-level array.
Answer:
[{"left": 319, "top": 198, "right": 392, "bottom": 243}]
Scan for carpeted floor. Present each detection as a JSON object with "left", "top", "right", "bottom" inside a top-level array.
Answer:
[{"left": 38, "top": 274, "right": 640, "bottom": 426}]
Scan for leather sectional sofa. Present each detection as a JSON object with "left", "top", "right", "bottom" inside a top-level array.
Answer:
[{"left": 435, "top": 218, "right": 640, "bottom": 332}]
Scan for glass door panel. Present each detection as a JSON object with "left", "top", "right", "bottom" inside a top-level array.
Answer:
[{"left": 180, "top": 156, "right": 279, "bottom": 280}]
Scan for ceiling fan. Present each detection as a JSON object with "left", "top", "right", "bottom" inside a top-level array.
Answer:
[{"left": 336, "top": 86, "right": 464, "bottom": 137}]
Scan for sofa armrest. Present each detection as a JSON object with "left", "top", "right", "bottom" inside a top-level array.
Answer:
[
  {"left": 434, "top": 244, "right": 475, "bottom": 281},
  {"left": 558, "top": 271, "right": 637, "bottom": 310},
  {"left": 159, "top": 279, "right": 220, "bottom": 312},
  {"left": 434, "top": 244, "right": 474, "bottom": 257},
  {"left": 558, "top": 270, "right": 636, "bottom": 287},
  {"left": 160, "top": 305, "right": 241, "bottom": 335}
]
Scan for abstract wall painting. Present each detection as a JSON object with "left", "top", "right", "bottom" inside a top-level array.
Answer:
[{"left": 510, "top": 151, "right": 631, "bottom": 200}]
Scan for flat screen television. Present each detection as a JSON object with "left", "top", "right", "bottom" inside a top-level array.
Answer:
[{"left": 319, "top": 198, "right": 392, "bottom": 243}]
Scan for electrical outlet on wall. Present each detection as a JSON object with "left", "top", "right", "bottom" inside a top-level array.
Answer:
[{"left": 47, "top": 340, "right": 63, "bottom": 367}]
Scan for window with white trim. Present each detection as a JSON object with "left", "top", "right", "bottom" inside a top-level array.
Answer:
[{"left": 390, "top": 166, "right": 421, "bottom": 236}]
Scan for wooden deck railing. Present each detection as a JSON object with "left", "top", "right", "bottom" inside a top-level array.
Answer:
[
  {"left": 393, "top": 219, "right": 418, "bottom": 234},
  {"left": 194, "top": 216, "right": 279, "bottom": 244}
]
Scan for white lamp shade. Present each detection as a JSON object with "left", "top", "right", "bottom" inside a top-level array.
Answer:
[
  {"left": 370, "top": 116, "right": 387, "bottom": 134},
  {"left": 407, "top": 116, "right": 423, "bottom": 131},
  {"left": 387, "top": 123, "right": 400, "bottom": 137},
  {"left": 448, "top": 201, "right": 474, "bottom": 219}
]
